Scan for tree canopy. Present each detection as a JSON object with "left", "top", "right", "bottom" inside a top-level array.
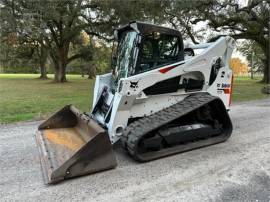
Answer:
[
  {"left": 163, "top": 0, "right": 269, "bottom": 82},
  {"left": 0, "top": 0, "right": 269, "bottom": 83}
]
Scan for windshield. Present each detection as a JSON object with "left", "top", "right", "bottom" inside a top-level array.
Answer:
[{"left": 113, "top": 31, "right": 137, "bottom": 82}]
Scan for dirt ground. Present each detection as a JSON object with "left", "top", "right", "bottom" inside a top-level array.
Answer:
[{"left": 0, "top": 99, "right": 270, "bottom": 202}]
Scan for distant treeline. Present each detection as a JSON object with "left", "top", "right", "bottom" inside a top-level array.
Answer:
[{"left": 0, "top": 0, "right": 268, "bottom": 83}]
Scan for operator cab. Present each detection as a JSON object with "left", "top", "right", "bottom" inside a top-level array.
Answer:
[{"left": 112, "top": 22, "right": 184, "bottom": 82}]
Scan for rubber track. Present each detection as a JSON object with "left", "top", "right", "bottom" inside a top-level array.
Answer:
[{"left": 121, "top": 93, "right": 231, "bottom": 162}]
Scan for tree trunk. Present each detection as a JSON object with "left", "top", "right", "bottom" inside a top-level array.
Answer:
[
  {"left": 54, "top": 64, "right": 67, "bottom": 82},
  {"left": 53, "top": 45, "right": 69, "bottom": 82},
  {"left": 261, "top": 49, "right": 270, "bottom": 84},
  {"left": 250, "top": 51, "right": 254, "bottom": 79},
  {"left": 250, "top": 68, "right": 254, "bottom": 79},
  {"left": 88, "top": 63, "right": 96, "bottom": 79},
  {"left": 39, "top": 62, "right": 48, "bottom": 79},
  {"left": 81, "top": 66, "right": 85, "bottom": 77},
  {"left": 38, "top": 42, "right": 48, "bottom": 79},
  {"left": 262, "top": 59, "right": 270, "bottom": 84}
]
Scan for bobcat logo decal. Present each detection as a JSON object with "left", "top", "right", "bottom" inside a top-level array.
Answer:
[{"left": 130, "top": 81, "right": 139, "bottom": 89}]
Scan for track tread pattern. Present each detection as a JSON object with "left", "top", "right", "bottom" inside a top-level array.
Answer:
[{"left": 121, "top": 93, "right": 227, "bottom": 161}]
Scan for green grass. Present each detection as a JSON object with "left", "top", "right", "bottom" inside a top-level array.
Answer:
[
  {"left": 232, "top": 76, "right": 269, "bottom": 103},
  {"left": 0, "top": 74, "right": 94, "bottom": 123},
  {"left": 0, "top": 74, "right": 269, "bottom": 123}
]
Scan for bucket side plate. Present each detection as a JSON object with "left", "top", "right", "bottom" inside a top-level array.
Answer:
[{"left": 35, "top": 105, "right": 117, "bottom": 184}]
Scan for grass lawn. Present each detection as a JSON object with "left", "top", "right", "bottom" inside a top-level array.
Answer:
[
  {"left": 232, "top": 76, "right": 269, "bottom": 102},
  {"left": 0, "top": 74, "right": 269, "bottom": 123},
  {"left": 0, "top": 74, "right": 94, "bottom": 123}
]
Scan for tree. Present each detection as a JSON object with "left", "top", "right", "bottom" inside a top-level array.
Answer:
[
  {"left": 230, "top": 58, "right": 248, "bottom": 76},
  {"left": 163, "top": 0, "right": 269, "bottom": 83},
  {"left": 90, "top": 39, "right": 112, "bottom": 76},
  {"left": 0, "top": 0, "right": 49, "bottom": 78},
  {"left": 68, "top": 32, "right": 94, "bottom": 78},
  {"left": 0, "top": 31, "right": 42, "bottom": 74},
  {"left": 1, "top": 0, "right": 167, "bottom": 82},
  {"left": 1, "top": 0, "right": 106, "bottom": 82},
  {"left": 35, "top": 40, "right": 48, "bottom": 79},
  {"left": 238, "top": 40, "right": 265, "bottom": 79},
  {"left": 28, "top": 0, "right": 98, "bottom": 82},
  {"left": 162, "top": 1, "right": 206, "bottom": 43}
]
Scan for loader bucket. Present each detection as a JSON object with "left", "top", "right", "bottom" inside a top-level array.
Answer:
[{"left": 35, "top": 105, "right": 117, "bottom": 184}]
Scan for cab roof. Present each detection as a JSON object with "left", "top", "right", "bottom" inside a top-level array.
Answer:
[{"left": 114, "top": 21, "right": 182, "bottom": 39}]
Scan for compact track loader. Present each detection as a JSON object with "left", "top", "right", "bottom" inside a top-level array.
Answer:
[{"left": 36, "top": 22, "right": 235, "bottom": 184}]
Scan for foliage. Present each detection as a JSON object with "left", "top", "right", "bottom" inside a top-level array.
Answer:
[
  {"left": 0, "top": 0, "right": 269, "bottom": 83},
  {"left": 92, "top": 42, "right": 112, "bottom": 74},
  {"left": 67, "top": 35, "right": 111, "bottom": 76},
  {"left": 0, "top": 36, "right": 40, "bottom": 73},
  {"left": 237, "top": 40, "right": 265, "bottom": 74},
  {"left": 1, "top": 1, "right": 94, "bottom": 81},
  {"left": 163, "top": 0, "right": 269, "bottom": 83},
  {"left": 162, "top": 0, "right": 207, "bottom": 43},
  {"left": 0, "top": 0, "right": 50, "bottom": 77},
  {"left": 230, "top": 58, "right": 248, "bottom": 75}
]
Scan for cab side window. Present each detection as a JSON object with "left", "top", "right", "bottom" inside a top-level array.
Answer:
[
  {"left": 135, "top": 34, "right": 181, "bottom": 74},
  {"left": 158, "top": 36, "right": 180, "bottom": 65},
  {"left": 135, "top": 38, "right": 155, "bottom": 74}
]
